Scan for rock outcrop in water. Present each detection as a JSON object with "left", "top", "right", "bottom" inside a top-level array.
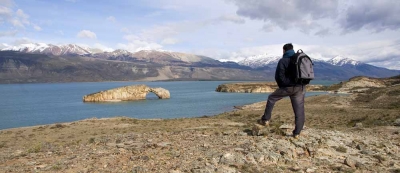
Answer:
[{"left": 83, "top": 85, "right": 170, "bottom": 102}]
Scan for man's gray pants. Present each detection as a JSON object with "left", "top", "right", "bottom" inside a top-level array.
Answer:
[{"left": 261, "top": 86, "right": 305, "bottom": 135}]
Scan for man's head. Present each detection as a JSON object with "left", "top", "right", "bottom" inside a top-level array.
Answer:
[{"left": 283, "top": 43, "right": 293, "bottom": 53}]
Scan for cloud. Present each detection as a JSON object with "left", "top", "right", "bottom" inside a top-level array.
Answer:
[
  {"left": 0, "top": 30, "right": 17, "bottom": 37},
  {"left": 120, "top": 27, "right": 130, "bottom": 33},
  {"left": 93, "top": 43, "right": 114, "bottom": 52},
  {"left": 215, "top": 14, "right": 245, "bottom": 24},
  {"left": 161, "top": 38, "right": 179, "bottom": 45},
  {"left": 229, "top": 0, "right": 338, "bottom": 34},
  {"left": 261, "top": 23, "right": 275, "bottom": 32},
  {"left": 15, "top": 8, "right": 28, "bottom": 18},
  {"left": 340, "top": 0, "right": 400, "bottom": 33},
  {"left": 314, "top": 28, "right": 331, "bottom": 37},
  {"left": 12, "top": 37, "right": 33, "bottom": 45},
  {"left": 370, "top": 60, "right": 400, "bottom": 70},
  {"left": 118, "top": 34, "right": 163, "bottom": 52},
  {"left": 229, "top": 0, "right": 400, "bottom": 35},
  {"left": 0, "top": 6, "right": 13, "bottom": 17},
  {"left": 2, "top": 8, "right": 29, "bottom": 28},
  {"left": 0, "top": 43, "right": 8, "bottom": 49},
  {"left": 32, "top": 24, "right": 42, "bottom": 31},
  {"left": 106, "top": 16, "right": 116, "bottom": 22},
  {"left": 117, "top": 41, "right": 163, "bottom": 52},
  {"left": 0, "top": 0, "right": 14, "bottom": 7},
  {"left": 77, "top": 30, "right": 97, "bottom": 39},
  {"left": 55, "top": 30, "right": 64, "bottom": 35}
]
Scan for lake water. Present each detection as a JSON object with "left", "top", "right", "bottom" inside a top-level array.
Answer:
[{"left": 0, "top": 81, "right": 336, "bottom": 130}]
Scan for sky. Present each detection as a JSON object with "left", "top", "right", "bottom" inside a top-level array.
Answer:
[{"left": 0, "top": 0, "right": 400, "bottom": 69}]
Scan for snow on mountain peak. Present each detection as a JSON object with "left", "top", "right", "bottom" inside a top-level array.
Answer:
[
  {"left": 1, "top": 43, "right": 93, "bottom": 56},
  {"left": 328, "top": 56, "right": 361, "bottom": 66},
  {"left": 238, "top": 53, "right": 281, "bottom": 68}
]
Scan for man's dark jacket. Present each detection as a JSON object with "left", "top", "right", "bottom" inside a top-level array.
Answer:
[{"left": 275, "top": 49, "right": 298, "bottom": 88}]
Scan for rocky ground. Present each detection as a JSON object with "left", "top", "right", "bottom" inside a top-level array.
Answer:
[
  {"left": 215, "top": 82, "right": 324, "bottom": 93},
  {"left": 1, "top": 81, "right": 400, "bottom": 172}
]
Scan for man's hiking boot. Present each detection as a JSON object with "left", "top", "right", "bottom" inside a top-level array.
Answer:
[
  {"left": 257, "top": 119, "right": 269, "bottom": 126},
  {"left": 293, "top": 134, "right": 300, "bottom": 139}
]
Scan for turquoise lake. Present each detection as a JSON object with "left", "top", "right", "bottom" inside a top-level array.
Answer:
[{"left": 0, "top": 81, "right": 337, "bottom": 130}]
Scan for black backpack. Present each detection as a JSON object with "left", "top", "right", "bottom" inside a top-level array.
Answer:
[{"left": 289, "top": 49, "right": 314, "bottom": 85}]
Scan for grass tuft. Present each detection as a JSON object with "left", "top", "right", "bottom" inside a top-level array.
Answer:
[
  {"left": 335, "top": 146, "right": 347, "bottom": 153},
  {"left": 88, "top": 138, "right": 95, "bottom": 144}
]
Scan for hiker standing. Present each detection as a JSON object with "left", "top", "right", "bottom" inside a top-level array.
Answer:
[{"left": 258, "top": 43, "right": 314, "bottom": 138}]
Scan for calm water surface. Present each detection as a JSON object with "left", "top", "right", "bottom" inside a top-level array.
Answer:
[{"left": 0, "top": 81, "right": 336, "bottom": 130}]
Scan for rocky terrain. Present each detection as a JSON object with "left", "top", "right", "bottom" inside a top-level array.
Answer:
[
  {"left": 326, "top": 76, "right": 398, "bottom": 93},
  {"left": 83, "top": 85, "right": 170, "bottom": 102},
  {"left": 0, "top": 76, "right": 400, "bottom": 172},
  {"left": 215, "top": 82, "right": 324, "bottom": 93}
]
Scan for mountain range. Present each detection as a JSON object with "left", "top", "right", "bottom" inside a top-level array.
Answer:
[{"left": 1, "top": 43, "right": 399, "bottom": 83}]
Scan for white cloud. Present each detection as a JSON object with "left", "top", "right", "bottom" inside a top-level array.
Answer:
[
  {"left": 0, "top": 30, "right": 17, "bottom": 37},
  {"left": 370, "top": 61, "right": 400, "bottom": 70},
  {"left": 120, "top": 27, "right": 130, "bottom": 33},
  {"left": 118, "top": 34, "right": 163, "bottom": 52},
  {"left": 0, "top": 6, "right": 13, "bottom": 17},
  {"left": 55, "top": 30, "right": 64, "bottom": 35},
  {"left": 14, "top": 9, "right": 29, "bottom": 27},
  {"left": 77, "top": 30, "right": 97, "bottom": 39},
  {"left": 0, "top": 0, "right": 14, "bottom": 7},
  {"left": 93, "top": 43, "right": 114, "bottom": 52},
  {"left": 12, "top": 37, "right": 33, "bottom": 45},
  {"left": 215, "top": 14, "right": 245, "bottom": 24},
  {"left": 106, "top": 16, "right": 116, "bottom": 22},
  {"left": 117, "top": 41, "right": 163, "bottom": 52},
  {"left": 15, "top": 9, "right": 28, "bottom": 18},
  {"left": 0, "top": 43, "right": 9, "bottom": 49},
  {"left": 161, "top": 38, "right": 179, "bottom": 45},
  {"left": 32, "top": 24, "right": 42, "bottom": 31}
]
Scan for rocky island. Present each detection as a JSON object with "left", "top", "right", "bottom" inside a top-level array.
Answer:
[{"left": 83, "top": 85, "right": 170, "bottom": 102}]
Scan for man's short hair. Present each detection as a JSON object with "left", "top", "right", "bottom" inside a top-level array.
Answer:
[{"left": 283, "top": 43, "right": 293, "bottom": 51}]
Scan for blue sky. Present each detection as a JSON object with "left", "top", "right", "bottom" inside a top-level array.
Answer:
[{"left": 1, "top": 0, "right": 400, "bottom": 69}]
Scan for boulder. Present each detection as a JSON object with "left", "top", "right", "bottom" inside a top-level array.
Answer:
[
  {"left": 394, "top": 118, "right": 400, "bottom": 126},
  {"left": 149, "top": 87, "right": 170, "bottom": 99},
  {"left": 83, "top": 85, "right": 170, "bottom": 102}
]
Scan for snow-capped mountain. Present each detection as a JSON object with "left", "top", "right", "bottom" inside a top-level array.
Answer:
[
  {"left": 236, "top": 53, "right": 363, "bottom": 69},
  {"left": 238, "top": 54, "right": 281, "bottom": 68},
  {"left": 2, "top": 43, "right": 93, "bottom": 56},
  {"left": 327, "top": 56, "right": 362, "bottom": 66},
  {"left": 237, "top": 53, "right": 327, "bottom": 68}
]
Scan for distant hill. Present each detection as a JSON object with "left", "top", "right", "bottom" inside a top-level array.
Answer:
[{"left": 0, "top": 51, "right": 267, "bottom": 84}]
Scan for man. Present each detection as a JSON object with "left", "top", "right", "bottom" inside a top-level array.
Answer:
[{"left": 258, "top": 43, "right": 305, "bottom": 138}]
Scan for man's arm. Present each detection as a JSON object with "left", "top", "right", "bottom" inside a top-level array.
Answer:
[{"left": 276, "top": 59, "right": 291, "bottom": 86}]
